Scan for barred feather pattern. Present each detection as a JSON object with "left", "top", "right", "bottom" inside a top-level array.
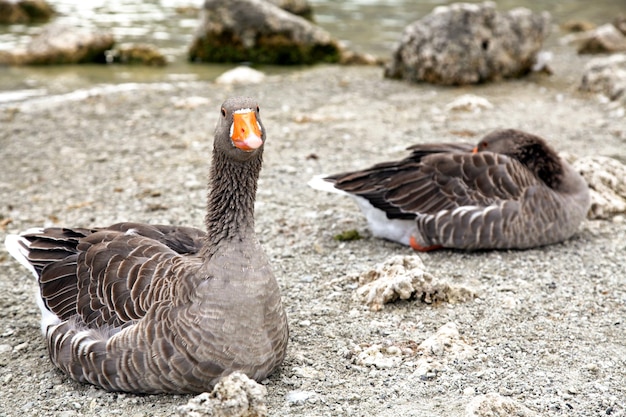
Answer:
[
  {"left": 5, "top": 97, "right": 288, "bottom": 393},
  {"left": 326, "top": 129, "right": 590, "bottom": 250}
]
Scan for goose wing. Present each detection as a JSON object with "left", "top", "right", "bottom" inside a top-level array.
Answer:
[
  {"left": 327, "top": 143, "right": 474, "bottom": 219},
  {"left": 19, "top": 223, "right": 206, "bottom": 328},
  {"left": 384, "top": 151, "right": 541, "bottom": 215}
]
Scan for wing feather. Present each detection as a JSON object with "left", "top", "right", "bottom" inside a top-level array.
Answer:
[{"left": 20, "top": 223, "right": 206, "bottom": 329}]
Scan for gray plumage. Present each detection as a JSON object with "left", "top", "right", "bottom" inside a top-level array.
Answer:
[
  {"left": 5, "top": 97, "right": 288, "bottom": 394},
  {"left": 322, "top": 129, "right": 590, "bottom": 250}
]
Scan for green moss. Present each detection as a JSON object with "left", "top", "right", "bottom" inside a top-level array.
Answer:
[
  {"left": 189, "top": 31, "right": 341, "bottom": 65},
  {"left": 333, "top": 230, "right": 363, "bottom": 242}
]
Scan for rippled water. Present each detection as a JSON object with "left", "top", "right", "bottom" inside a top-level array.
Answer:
[{"left": 0, "top": 0, "right": 622, "bottom": 102}]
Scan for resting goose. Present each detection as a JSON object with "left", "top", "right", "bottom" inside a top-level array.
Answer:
[
  {"left": 311, "top": 129, "right": 590, "bottom": 251},
  {"left": 4, "top": 97, "right": 289, "bottom": 394}
]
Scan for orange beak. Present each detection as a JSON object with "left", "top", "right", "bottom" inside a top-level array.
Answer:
[
  {"left": 231, "top": 111, "right": 263, "bottom": 151},
  {"left": 472, "top": 146, "right": 478, "bottom": 154}
]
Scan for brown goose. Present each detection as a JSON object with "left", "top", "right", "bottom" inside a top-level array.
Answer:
[
  {"left": 4, "top": 97, "right": 288, "bottom": 394},
  {"left": 310, "top": 129, "right": 590, "bottom": 251}
]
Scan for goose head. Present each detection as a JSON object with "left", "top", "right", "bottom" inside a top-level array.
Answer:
[
  {"left": 473, "top": 128, "right": 564, "bottom": 188},
  {"left": 214, "top": 97, "right": 266, "bottom": 162}
]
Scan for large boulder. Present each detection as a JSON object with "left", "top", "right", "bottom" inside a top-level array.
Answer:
[
  {"left": 188, "top": 0, "right": 341, "bottom": 65},
  {"left": 384, "top": 2, "right": 551, "bottom": 85},
  {"left": 267, "top": 0, "right": 313, "bottom": 20},
  {"left": 105, "top": 43, "right": 167, "bottom": 66},
  {"left": 0, "top": 24, "right": 114, "bottom": 65},
  {"left": 0, "top": 0, "right": 54, "bottom": 24},
  {"left": 570, "top": 23, "right": 626, "bottom": 54},
  {"left": 579, "top": 53, "right": 626, "bottom": 106}
]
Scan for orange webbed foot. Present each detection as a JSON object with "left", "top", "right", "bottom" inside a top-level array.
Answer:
[{"left": 409, "top": 235, "right": 443, "bottom": 252}]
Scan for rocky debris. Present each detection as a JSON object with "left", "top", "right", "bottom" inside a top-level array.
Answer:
[
  {"left": 413, "top": 322, "right": 475, "bottom": 379},
  {"left": 188, "top": 0, "right": 341, "bottom": 65},
  {"left": 465, "top": 392, "right": 538, "bottom": 417},
  {"left": 579, "top": 53, "right": 626, "bottom": 106},
  {"left": 176, "top": 372, "right": 268, "bottom": 417},
  {"left": 384, "top": 1, "right": 551, "bottom": 85},
  {"left": 105, "top": 43, "right": 167, "bottom": 66},
  {"left": 561, "top": 19, "right": 596, "bottom": 33},
  {"left": 350, "top": 322, "right": 475, "bottom": 378},
  {"left": 215, "top": 66, "right": 266, "bottom": 85},
  {"left": 445, "top": 94, "right": 494, "bottom": 113},
  {"left": 267, "top": 0, "right": 313, "bottom": 20},
  {"left": 0, "top": 24, "right": 114, "bottom": 65},
  {"left": 0, "top": 0, "right": 54, "bottom": 24},
  {"left": 573, "top": 156, "right": 626, "bottom": 220},
  {"left": 338, "top": 50, "right": 385, "bottom": 66},
  {"left": 353, "top": 342, "right": 405, "bottom": 369},
  {"left": 354, "top": 255, "right": 476, "bottom": 311},
  {"left": 573, "top": 23, "right": 626, "bottom": 54}
]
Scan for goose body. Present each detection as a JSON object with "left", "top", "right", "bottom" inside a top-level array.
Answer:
[
  {"left": 4, "top": 97, "right": 288, "bottom": 394},
  {"left": 311, "top": 129, "right": 590, "bottom": 251}
]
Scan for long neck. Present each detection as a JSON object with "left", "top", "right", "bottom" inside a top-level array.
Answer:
[
  {"left": 516, "top": 143, "right": 563, "bottom": 189},
  {"left": 203, "top": 149, "right": 262, "bottom": 252}
]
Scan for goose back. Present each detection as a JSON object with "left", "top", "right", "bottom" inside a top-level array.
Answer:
[
  {"left": 323, "top": 129, "right": 590, "bottom": 250},
  {"left": 4, "top": 97, "right": 289, "bottom": 394}
]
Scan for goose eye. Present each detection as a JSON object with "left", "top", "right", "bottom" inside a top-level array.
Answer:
[
  {"left": 256, "top": 105, "right": 260, "bottom": 113},
  {"left": 221, "top": 108, "right": 226, "bottom": 117},
  {"left": 482, "top": 142, "right": 488, "bottom": 149}
]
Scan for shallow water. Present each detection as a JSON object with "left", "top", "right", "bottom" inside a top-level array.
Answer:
[{"left": 0, "top": 0, "right": 622, "bottom": 102}]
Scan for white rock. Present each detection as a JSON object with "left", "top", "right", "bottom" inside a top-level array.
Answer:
[
  {"left": 465, "top": 392, "right": 538, "bottom": 417},
  {"left": 573, "top": 156, "right": 626, "bottom": 219},
  {"left": 445, "top": 94, "right": 494, "bottom": 113},
  {"left": 176, "top": 372, "right": 268, "bottom": 417},
  {"left": 355, "top": 344, "right": 402, "bottom": 369},
  {"left": 354, "top": 255, "right": 475, "bottom": 311},
  {"left": 215, "top": 67, "right": 266, "bottom": 85},
  {"left": 285, "top": 390, "right": 316, "bottom": 405}
]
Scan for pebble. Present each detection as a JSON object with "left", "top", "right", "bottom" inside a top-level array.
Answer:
[{"left": 285, "top": 390, "right": 316, "bottom": 405}]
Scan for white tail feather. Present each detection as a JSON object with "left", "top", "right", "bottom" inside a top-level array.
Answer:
[
  {"left": 5, "top": 230, "right": 62, "bottom": 334},
  {"left": 4, "top": 233, "right": 38, "bottom": 278},
  {"left": 307, "top": 175, "right": 346, "bottom": 195}
]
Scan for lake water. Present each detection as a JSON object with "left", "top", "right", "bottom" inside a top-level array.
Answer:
[{"left": 0, "top": 0, "right": 623, "bottom": 102}]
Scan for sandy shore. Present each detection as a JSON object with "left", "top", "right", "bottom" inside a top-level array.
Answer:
[{"left": 1, "top": 53, "right": 625, "bottom": 417}]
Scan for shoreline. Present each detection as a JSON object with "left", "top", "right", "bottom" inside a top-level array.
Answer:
[{"left": 0, "top": 62, "right": 625, "bottom": 416}]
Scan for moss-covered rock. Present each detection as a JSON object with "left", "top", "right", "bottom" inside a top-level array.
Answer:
[
  {"left": 106, "top": 44, "right": 167, "bottom": 66},
  {"left": 267, "top": 0, "right": 314, "bottom": 21},
  {"left": 0, "top": 24, "right": 114, "bottom": 65},
  {"left": 0, "top": 0, "right": 54, "bottom": 24},
  {"left": 384, "top": 2, "right": 551, "bottom": 85},
  {"left": 189, "top": 0, "right": 340, "bottom": 65}
]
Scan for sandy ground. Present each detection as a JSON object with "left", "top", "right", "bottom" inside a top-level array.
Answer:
[{"left": 1, "top": 48, "right": 625, "bottom": 417}]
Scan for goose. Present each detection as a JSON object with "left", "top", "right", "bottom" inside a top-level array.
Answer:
[
  {"left": 310, "top": 129, "right": 590, "bottom": 251},
  {"left": 4, "top": 97, "right": 289, "bottom": 394}
]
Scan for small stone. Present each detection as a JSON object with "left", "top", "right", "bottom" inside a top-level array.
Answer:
[
  {"left": 13, "top": 342, "right": 28, "bottom": 352},
  {"left": 215, "top": 67, "right": 266, "bottom": 85},
  {"left": 285, "top": 390, "right": 316, "bottom": 405},
  {"left": 445, "top": 95, "right": 494, "bottom": 113},
  {"left": 3, "top": 373, "right": 13, "bottom": 384},
  {"left": 176, "top": 372, "right": 268, "bottom": 417},
  {"left": 465, "top": 392, "right": 538, "bottom": 417}
]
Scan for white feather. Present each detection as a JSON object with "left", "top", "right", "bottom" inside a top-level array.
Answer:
[
  {"left": 4, "top": 233, "right": 39, "bottom": 278},
  {"left": 5, "top": 230, "right": 62, "bottom": 334},
  {"left": 308, "top": 175, "right": 416, "bottom": 246},
  {"left": 352, "top": 195, "right": 416, "bottom": 246},
  {"left": 36, "top": 290, "right": 61, "bottom": 335},
  {"left": 307, "top": 175, "right": 347, "bottom": 195}
]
